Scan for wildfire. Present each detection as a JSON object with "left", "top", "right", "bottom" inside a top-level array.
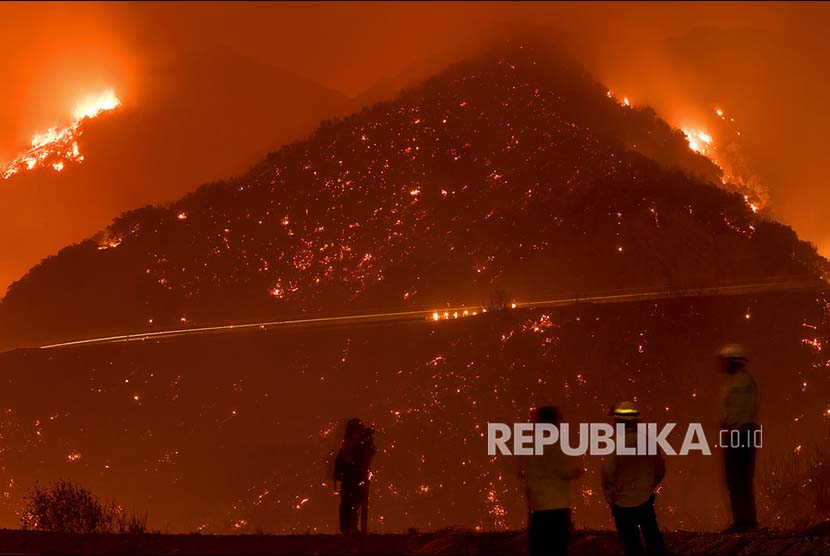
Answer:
[
  {"left": 680, "top": 108, "right": 767, "bottom": 214},
  {"left": 682, "top": 128, "right": 713, "bottom": 156},
  {"left": 72, "top": 89, "right": 121, "bottom": 121},
  {"left": 607, "top": 90, "right": 765, "bottom": 214},
  {"left": 606, "top": 90, "right": 632, "bottom": 108},
  {"left": 1, "top": 89, "right": 121, "bottom": 180}
]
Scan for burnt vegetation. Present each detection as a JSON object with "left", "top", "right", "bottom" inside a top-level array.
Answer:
[
  {"left": 0, "top": 42, "right": 825, "bottom": 349},
  {"left": 0, "top": 293, "right": 828, "bottom": 532},
  {"left": 0, "top": 42, "right": 828, "bottom": 535},
  {"left": 20, "top": 480, "right": 148, "bottom": 534}
]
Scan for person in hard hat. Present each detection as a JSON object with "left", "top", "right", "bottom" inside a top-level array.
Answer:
[
  {"left": 602, "top": 401, "right": 667, "bottom": 556},
  {"left": 519, "top": 405, "right": 583, "bottom": 556},
  {"left": 357, "top": 426, "right": 375, "bottom": 534},
  {"left": 718, "top": 344, "right": 759, "bottom": 533}
]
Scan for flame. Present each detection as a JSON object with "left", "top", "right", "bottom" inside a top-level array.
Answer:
[
  {"left": 682, "top": 128, "right": 713, "bottom": 155},
  {"left": 607, "top": 88, "right": 767, "bottom": 215},
  {"left": 73, "top": 89, "right": 121, "bottom": 121},
  {"left": 428, "top": 307, "right": 486, "bottom": 321},
  {"left": 606, "top": 90, "right": 633, "bottom": 108},
  {"left": 1, "top": 89, "right": 121, "bottom": 180},
  {"left": 680, "top": 108, "right": 768, "bottom": 214}
]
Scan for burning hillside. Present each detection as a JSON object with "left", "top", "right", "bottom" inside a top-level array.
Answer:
[
  {"left": 1, "top": 90, "right": 121, "bottom": 180},
  {"left": 680, "top": 107, "right": 770, "bottom": 215},
  {"left": 0, "top": 40, "right": 829, "bottom": 539},
  {"left": 0, "top": 43, "right": 824, "bottom": 350},
  {"left": 606, "top": 91, "right": 767, "bottom": 215}
]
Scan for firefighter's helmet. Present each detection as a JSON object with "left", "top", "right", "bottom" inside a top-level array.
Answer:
[
  {"left": 611, "top": 401, "right": 640, "bottom": 422},
  {"left": 718, "top": 344, "right": 749, "bottom": 361}
]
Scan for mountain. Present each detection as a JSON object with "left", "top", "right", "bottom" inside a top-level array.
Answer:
[
  {"left": 0, "top": 41, "right": 826, "bottom": 351},
  {"left": 0, "top": 49, "right": 352, "bottom": 297},
  {"left": 0, "top": 42, "right": 828, "bottom": 535},
  {"left": 353, "top": 43, "right": 477, "bottom": 108}
]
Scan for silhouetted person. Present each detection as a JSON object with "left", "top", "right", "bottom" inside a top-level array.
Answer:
[
  {"left": 333, "top": 418, "right": 375, "bottom": 535},
  {"left": 520, "top": 405, "right": 582, "bottom": 556},
  {"left": 602, "top": 402, "right": 667, "bottom": 556},
  {"left": 357, "top": 426, "right": 375, "bottom": 534},
  {"left": 718, "top": 344, "right": 759, "bottom": 533}
]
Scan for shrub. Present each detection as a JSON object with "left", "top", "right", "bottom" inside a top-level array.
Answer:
[{"left": 20, "top": 479, "right": 148, "bottom": 534}]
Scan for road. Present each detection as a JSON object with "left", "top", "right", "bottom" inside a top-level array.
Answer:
[{"left": 38, "top": 277, "right": 825, "bottom": 350}]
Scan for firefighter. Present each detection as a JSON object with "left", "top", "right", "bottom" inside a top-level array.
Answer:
[
  {"left": 357, "top": 426, "right": 375, "bottom": 534},
  {"left": 519, "top": 405, "right": 583, "bottom": 556},
  {"left": 602, "top": 401, "right": 668, "bottom": 556},
  {"left": 718, "top": 344, "right": 759, "bottom": 533},
  {"left": 333, "top": 418, "right": 375, "bottom": 535}
]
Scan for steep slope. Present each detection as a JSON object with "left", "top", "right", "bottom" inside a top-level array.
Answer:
[
  {"left": 663, "top": 26, "right": 830, "bottom": 257},
  {"left": 0, "top": 42, "right": 825, "bottom": 349}
]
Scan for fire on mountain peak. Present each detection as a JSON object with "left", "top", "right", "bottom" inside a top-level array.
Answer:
[{"left": 1, "top": 89, "right": 121, "bottom": 180}]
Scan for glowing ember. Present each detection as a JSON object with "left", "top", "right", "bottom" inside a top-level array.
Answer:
[
  {"left": 429, "top": 307, "right": 482, "bottom": 321},
  {"left": 606, "top": 90, "right": 632, "bottom": 108},
  {"left": 97, "top": 236, "right": 123, "bottom": 251},
  {"left": 1, "top": 89, "right": 121, "bottom": 180}
]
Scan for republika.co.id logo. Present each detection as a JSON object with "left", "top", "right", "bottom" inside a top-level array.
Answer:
[{"left": 487, "top": 422, "right": 763, "bottom": 456}]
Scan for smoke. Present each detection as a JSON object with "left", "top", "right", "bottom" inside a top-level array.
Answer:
[{"left": 0, "top": 3, "right": 138, "bottom": 153}]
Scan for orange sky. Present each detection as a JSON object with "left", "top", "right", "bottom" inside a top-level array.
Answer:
[{"left": 1, "top": 1, "right": 828, "bottom": 292}]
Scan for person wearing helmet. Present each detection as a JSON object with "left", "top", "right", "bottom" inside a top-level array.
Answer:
[
  {"left": 519, "top": 405, "right": 583, "bottom": 556},
  {"left": 333, "top": 418, "right": 375, "bottom": 535},
  {"left": 602, "top": 402, "right": 667, "bottom": 556},
  {"left": 718, "top": 344, "right": 759, "bottom": 533}
]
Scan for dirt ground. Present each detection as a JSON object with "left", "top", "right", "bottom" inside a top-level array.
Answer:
[{"left": 1, "top": 526, "right": 829, "bottom": 555}]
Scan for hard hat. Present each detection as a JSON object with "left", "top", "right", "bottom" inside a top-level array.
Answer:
[
  {"left": 611, "top": 401, "right": 640, "bottom": 421},
  {"left": 718, "top": 344, "right": 749, "bottom": 361}
]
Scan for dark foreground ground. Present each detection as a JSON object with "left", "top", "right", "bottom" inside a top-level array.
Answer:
[{"left": 2, "top": 527, "right": 830, "bottom": 555}]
